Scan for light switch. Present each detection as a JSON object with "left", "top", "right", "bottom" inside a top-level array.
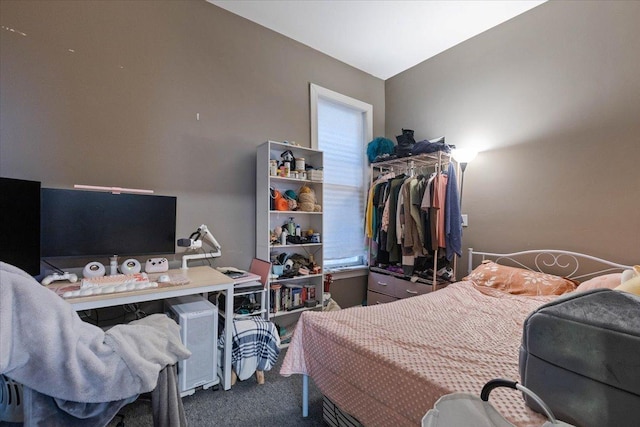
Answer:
[{"left": 462, "top": 214, "right": 469, "bottom": 227}]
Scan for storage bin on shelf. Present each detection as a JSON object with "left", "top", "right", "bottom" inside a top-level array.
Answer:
[{"left": 307, "top": 169, "right": 323, "bottom": 181}]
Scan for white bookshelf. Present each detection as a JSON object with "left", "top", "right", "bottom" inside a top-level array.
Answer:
[{"left": 256, "top": 141, "right": 324, "bottom": 345}]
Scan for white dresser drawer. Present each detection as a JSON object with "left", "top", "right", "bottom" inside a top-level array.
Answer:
[
  {"left": 367, "top": 290, "right": 398, "bottom": 305},
  {"left": 394, "top": 280, "right": 433, "bottom": 299},
  {"left": 368, "top": 271, "right": 397, "bottom": 297},
  {"left": 369, "top": 269, "right": 449, "bottom": 301}
]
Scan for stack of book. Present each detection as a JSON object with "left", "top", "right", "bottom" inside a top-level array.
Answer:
[{"left": 270, "top": 283, "right": 317, "bottom": 313}]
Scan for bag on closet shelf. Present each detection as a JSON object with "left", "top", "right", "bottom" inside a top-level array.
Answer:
[
  {"left": 411, "top": 136, "right": 450, "bottom": 155},
  {"left": 395, "top": 128, "right": 416, "bottom": 158},
  {"left": 366, "top": 136, "right": 395, "bottom": 163}
]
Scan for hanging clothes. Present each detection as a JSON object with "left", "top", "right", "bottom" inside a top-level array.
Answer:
[
  {"left": 377, "top": 182, "right": 390, "bottom": 251},
  {"left": 445, "top": 162, "right": 462, "bottom": 261},
  {"left": 402, "top": 178, "right": 425, "bottom": 255},
  {"left": 385, "top": 175, "right": 405, "bottom": 264},
  {"left": 410, "top": 176, "right": 426, "bottom": 248},
  {"left": 367, "top": 155, "right": 462, "bottom": 271},
  {"left": 364, "top": 173, "right": 396, "bottom": 266},
  {"left": 420, "top": 173, "right": 437, "bottom": 255},
  {"left": 365, "top": 184, "right": 376, "bottom": 239},
  {"left": 432, "top": 171, "right": 448, "bottom": 250},
  {"left": 365, "top": 171, "right": 396, "bottom": 240},
  {"left": 400, "top": 177, "right": 427, "bottom": 275}
]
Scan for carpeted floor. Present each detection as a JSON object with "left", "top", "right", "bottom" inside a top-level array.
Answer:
[{"left": 108, "top": 349, "right": 325, "bottom": 427}]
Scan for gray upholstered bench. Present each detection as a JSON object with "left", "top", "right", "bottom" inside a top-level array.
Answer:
[{"left": 520, "top": 289, "right": 640, "bottom": 427}]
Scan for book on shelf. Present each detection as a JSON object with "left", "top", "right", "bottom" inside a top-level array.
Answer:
[
  {"left": 303, "top": 284, "right": 316, "bottom": 301},
  {"left": 287, "top": 284, "right": 304, "bottom": 311},
  {"left": 270, "top": 282, "right": 318, "bottom": 313},
  {"left": 270, "top": 283, "right": 282, "bottom": 314}
]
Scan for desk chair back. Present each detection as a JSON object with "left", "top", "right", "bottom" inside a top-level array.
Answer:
[
  {"left": 249, "top": 258, "right": 271, "bottom": 289},
  {"left": 229, "top": 258, "right": 277, "bottom": 385}
]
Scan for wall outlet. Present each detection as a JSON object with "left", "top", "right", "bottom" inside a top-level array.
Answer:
[{"left": 461, "top": 214, "right": 469, "bottom": 227}]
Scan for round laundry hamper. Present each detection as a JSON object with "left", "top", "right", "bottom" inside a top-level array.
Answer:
[{"left": 0, "top": 374, "right": 24, "bottom": 423}]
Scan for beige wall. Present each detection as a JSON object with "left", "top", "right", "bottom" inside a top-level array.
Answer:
[
  {"left": 0, "top": 0, "right": 384, "bottom": 295},
  {"left": 3, "top": 1, "right": 637, "bottom": 304},
  {"left": 386, "top": 0, "right": 640, "bottom": 271}
]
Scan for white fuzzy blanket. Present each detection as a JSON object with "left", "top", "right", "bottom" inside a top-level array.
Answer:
[{"left": 0, "top": 262, "right": 191, "bottom": 403}]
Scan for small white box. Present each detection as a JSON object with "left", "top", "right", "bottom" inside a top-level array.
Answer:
[{"left": 308, "top": 170, "right": 323, "bottom": 181}]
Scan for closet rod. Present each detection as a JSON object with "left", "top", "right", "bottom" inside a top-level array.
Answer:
[{"left": 370, "top": 153, "right": 452, "bottom": 169}]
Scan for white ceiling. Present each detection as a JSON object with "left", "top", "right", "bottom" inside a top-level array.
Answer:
[{"left": 207, "top": 0, "right": 546, "bottom": 80}]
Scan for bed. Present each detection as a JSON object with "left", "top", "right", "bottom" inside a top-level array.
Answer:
[{"left": 280, "top": 248, "right": 633, "bottom": 427}]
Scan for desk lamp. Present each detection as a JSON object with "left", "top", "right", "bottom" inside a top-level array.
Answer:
[{"left": 178, "top": 224, "right": 222, "bottom": 269}]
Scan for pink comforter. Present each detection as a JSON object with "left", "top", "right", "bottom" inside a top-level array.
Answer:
[{"left": 281, "top": 281, "right": 556, "bottom": 426}]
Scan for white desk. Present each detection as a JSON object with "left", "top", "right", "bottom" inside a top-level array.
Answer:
[{"left": 49, "top": 266, "right": 236, "bottom": 391}]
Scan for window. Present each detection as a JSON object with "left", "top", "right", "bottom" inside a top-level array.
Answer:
[{"left": 310, "top": 84, "right": 372, "bottom": 269}]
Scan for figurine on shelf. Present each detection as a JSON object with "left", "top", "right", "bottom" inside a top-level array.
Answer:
[{"left": 270, "top": 226, "right": 280, "bottom": 245}]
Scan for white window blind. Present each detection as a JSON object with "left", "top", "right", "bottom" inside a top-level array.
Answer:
[{"left": 317, "top": 98, "right": 366, "bottom": 267}]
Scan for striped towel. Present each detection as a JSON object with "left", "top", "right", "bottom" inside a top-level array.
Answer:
[{"left": 218, "top": 318, "right": 281, "bottom": 381}]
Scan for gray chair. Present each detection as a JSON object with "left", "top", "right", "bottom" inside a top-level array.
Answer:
[{"left": 0, "top": 262, "right": 189, "bottom": 426}]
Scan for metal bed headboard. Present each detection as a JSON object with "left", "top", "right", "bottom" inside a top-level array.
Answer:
[{"left": 468, "top": 248, "right": 632, "bottom": 282}]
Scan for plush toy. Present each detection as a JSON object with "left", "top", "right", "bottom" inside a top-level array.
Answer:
[
  {"left": 282, "top": 189, "right": 298, "bottom": 211},
  {"left": 324, "top": 297, "right": 341, "bottom": 312},
  {"left": 298, "top": 185, "right": 321, "bottom": 212},
  {"left": 615, "top": 265, "right": 640, "bottom": 295}
]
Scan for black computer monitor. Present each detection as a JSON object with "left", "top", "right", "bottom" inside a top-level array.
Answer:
[
  {"left": 41, "top": 188, "right": 176, "bottom": 258},
  {"left": 0, "top": 177, "right": 41, "bottom": 275}
]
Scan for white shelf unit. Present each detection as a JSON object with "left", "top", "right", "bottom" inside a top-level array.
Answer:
[
  {"left": 216, "top": 284, "right": 268, "bottom": 320},
  {"left": 257, "top": 141, "right": 324, "bottom": 344}
]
